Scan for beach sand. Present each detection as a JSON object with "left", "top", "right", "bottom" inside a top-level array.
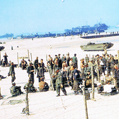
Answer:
[{"left": 0, "top": 35, "right": 119, "bottom": 119}]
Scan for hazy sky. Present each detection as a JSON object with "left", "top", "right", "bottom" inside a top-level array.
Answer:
[{"left": 0, "top": 0, "right": 119, "bottom": 35}]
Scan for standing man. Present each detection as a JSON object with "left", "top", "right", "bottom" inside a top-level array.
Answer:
[
  {"left": 27, "top": 62, "right": 34, "bottom": 84},
  {"left": 73, "top": 68, "right": 81, "bottom": 95},
  {"left": 66, "top": 53, "right": 70, "bottom": 67},
  {"left": 113, "top": 65, "right": 119, "bottom": 91},
  {"left": 8, "top": 62, "right": 16, "bottom": 83},
  {"left": 34, "top": 57, "right": 39, "bottom": 73},
  {"left": 85, "top": 54, "right": 89, "bottom": 65},
  {"left": 37, "top": 63, "right": 45, "bottom": 82},
  {"left": 72, "top": 53, "right": 78, "bottom": 68},
  {"left": 3, "top": 53, "right": 8, "bottom": 66},
  {"left": 58, "top": 54, "right": 62, "bottom": 69},
  {"left": 55, "top": 69, "right": 67, "bottom": 97}
]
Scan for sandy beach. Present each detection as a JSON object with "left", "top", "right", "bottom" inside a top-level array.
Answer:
[{"left": 0, "top": 34, "right": 119, "bottom": 119}]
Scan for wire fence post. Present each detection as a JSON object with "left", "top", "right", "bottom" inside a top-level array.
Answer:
[
  {"left": 30, "top": 53, "right": 32, "bottom": 62},
  {"left": 17, "top": 52, "right": 19, "bottom": 68},
  {"left": 83, "top": 80, "right": 89, "bottom": 119},
  {"left": 91, "top": 64, "right": 96, "bottom": 101},
  {"left": 27, "top": 50, "right": 29, "bottom": 59},
  {"left": 22, "top": 82, "right": 29, "bottom": 115},
  {"left": 96, "top": 59, "right": 100, "bottom": 82}
]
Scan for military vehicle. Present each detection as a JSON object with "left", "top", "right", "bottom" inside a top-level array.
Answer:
[
  {"left": 0, "top": 46, "right": 5, "bottom": 51},
  {"left": 80, "top": 42, "right": 113, "bottom": 51}
]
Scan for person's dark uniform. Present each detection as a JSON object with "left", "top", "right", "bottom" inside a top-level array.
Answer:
[
  {"left": 114, "top": 55, "right": 118, "bottom": 64},
  {"left": 113, "top": 65, "right": 119, "bottom": 90},
  {"left": 84, "top": 64, "right": 91, "bottom": 88},
  {"left": 37, "top": 63, "right": 45, "bottom": 82},
  {"left": 8, "top": 62, "right": 16, "bottom": 83},
  {"left": 67, "top": 65, "right": 75, "bottom": 89},
  {"left": 58, "top": 54, "right": 62, "bottom": 69},
  {"left": 10, "top": 82, "right": 23, "bottom": 97},
  {"left": 55, "top": 70, "right": 67, "bottom": 97},
  {"left": 101, "top": 56, "right": 107, "bottom": 75},
  {"left": 20, "top": 59, "right": 27, "bottom": 70},
  {"left": 50, "top": 73, "right": 57, "bottom": 91},
  {"left": 3, "top": 53, "right": 8, "bottom": 66},
  {"left": 97, "top": 84, "right": 104, "bottom": 94},
  {"left": 73, "top": 69, "right": 82, "bottom": 94},
  {"left": 106, "top": 59, "right": 111, "bottom": 75},
  {"left": 24, "top": 80, "right": 36, "bottom": 93},
  {"left": 66, "top": 53, "right": 70, "bottom": 67},
  {"left": 34, "top": 57, "right": 39, "bottom": 71},
  {"left": 72, "top": 54, "right": 78, "bottom": 68},
  {"left": 27, "top": 62, "right": 34, "bottom": 84},
  {"left": 61, "top": 69, "right": 68, "bottom": 86}
]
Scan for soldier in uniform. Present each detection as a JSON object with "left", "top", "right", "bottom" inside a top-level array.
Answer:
[
  {"left": 84, "top": 64, "right": 91, "bottom": 88},
  {"left": 8, "top": 62, "right": 16, "bottom": 83},
  {"left": 53, "top": 59, "right": 60, "bottom": 73},
  {"left": 73, "top": 68, "right": 82, "bottom": 95},
  {"left": 27, "top": 62, "right": 34, "bottom": 84},
  {"left": 114, "top": 55, "right": 118, "bottom": 64},
  {"left": 55, "top": 69, "right": 67, "bottom": 97},
  {"left": 85, "top": 54, "right": 89, "bottom": 65},
  {"left": 34, "top": 57, "right": 39, "bottom": 73},
  {"left": 37, "top": 63, "right": 45, "bottom": 82},
  {"left": 66, "top": 53, "right": 70, "bottom": 67},
  {"left": 3, "top": 53, "right": 8, "bottom": 66},
  {"left": 58, "top": 54, "right": 62, "bottom": 69},
  {"left": 113, "top": 65, "right": 119, "bottom": 90},
  {"left": 20, "top": 58, "right": 27, "bottom": 70},
  {"left": 39, "top": 78, "right": 49, "bottom": 92},
  {"left": 10, "top": 82, "right": 23, "bottom": 97},
  {"left": 72, "top": 54, "right": 78, "bottom": 68},
  {"left": 24, "top": 80, "right": 36, "bottom": 93},
  {"left": 67, "top": 65, "right": 75, "bottom": 89},
  {"left": 62, "top": 54, "right": 66, "bottom": 62}
]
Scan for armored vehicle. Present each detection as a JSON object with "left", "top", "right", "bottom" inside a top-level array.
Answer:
[{"left": 80, "top": 42, "right": 113, "bottom": 51}]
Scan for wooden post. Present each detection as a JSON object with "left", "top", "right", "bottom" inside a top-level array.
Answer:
[
  {"left": 30, "top": 53, "right": 32, "bottom": 62},
  {"left": 27, "top": 50, "right": 29, "bottom": 59},
  {"left": 46, "top": 54, "right": 48, "bottom": 62},
  {"left": 83, "top": 80, "right": 89, "bottom": 119},
  {"left": 22, "top": 83, "right": 29, "bottom": 115},
  {"left": 96, "top": 59, "right": 100, "bottom": 82},
  {"left": 26, "top": 84, "right": 29, "bottom": 115},
  {"left": 91, "top": 64, "right": 95, "bottom": 101},
  {"left": 17, "top": 53, "right": 19, "bottom": 67}
]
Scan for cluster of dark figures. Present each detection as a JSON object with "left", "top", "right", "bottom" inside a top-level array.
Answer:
[
  {"left": 0, "top": 53, "right": 49, "bottom": 97},
  {"left": 1, "top": 51, "right": 119, "bottom": 97},
  {"left": 47, "top": 52, "right": 119, "bottom": 96},
  {"left": 47, "top": 53, "right": 83, "bottom": 96},
  {"left": 80, "top": 53, "right": 119, "bottom": 94},
  {"left": 9, "top": 57, "right": 49, "bottom": 97},
  {"left": 0, "top": 53, "right": 9, "bottom": 67}
]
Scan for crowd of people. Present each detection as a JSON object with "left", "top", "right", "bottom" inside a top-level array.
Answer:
[{"left": 1, "top": 51, "right": 119, "bottom": 98}]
